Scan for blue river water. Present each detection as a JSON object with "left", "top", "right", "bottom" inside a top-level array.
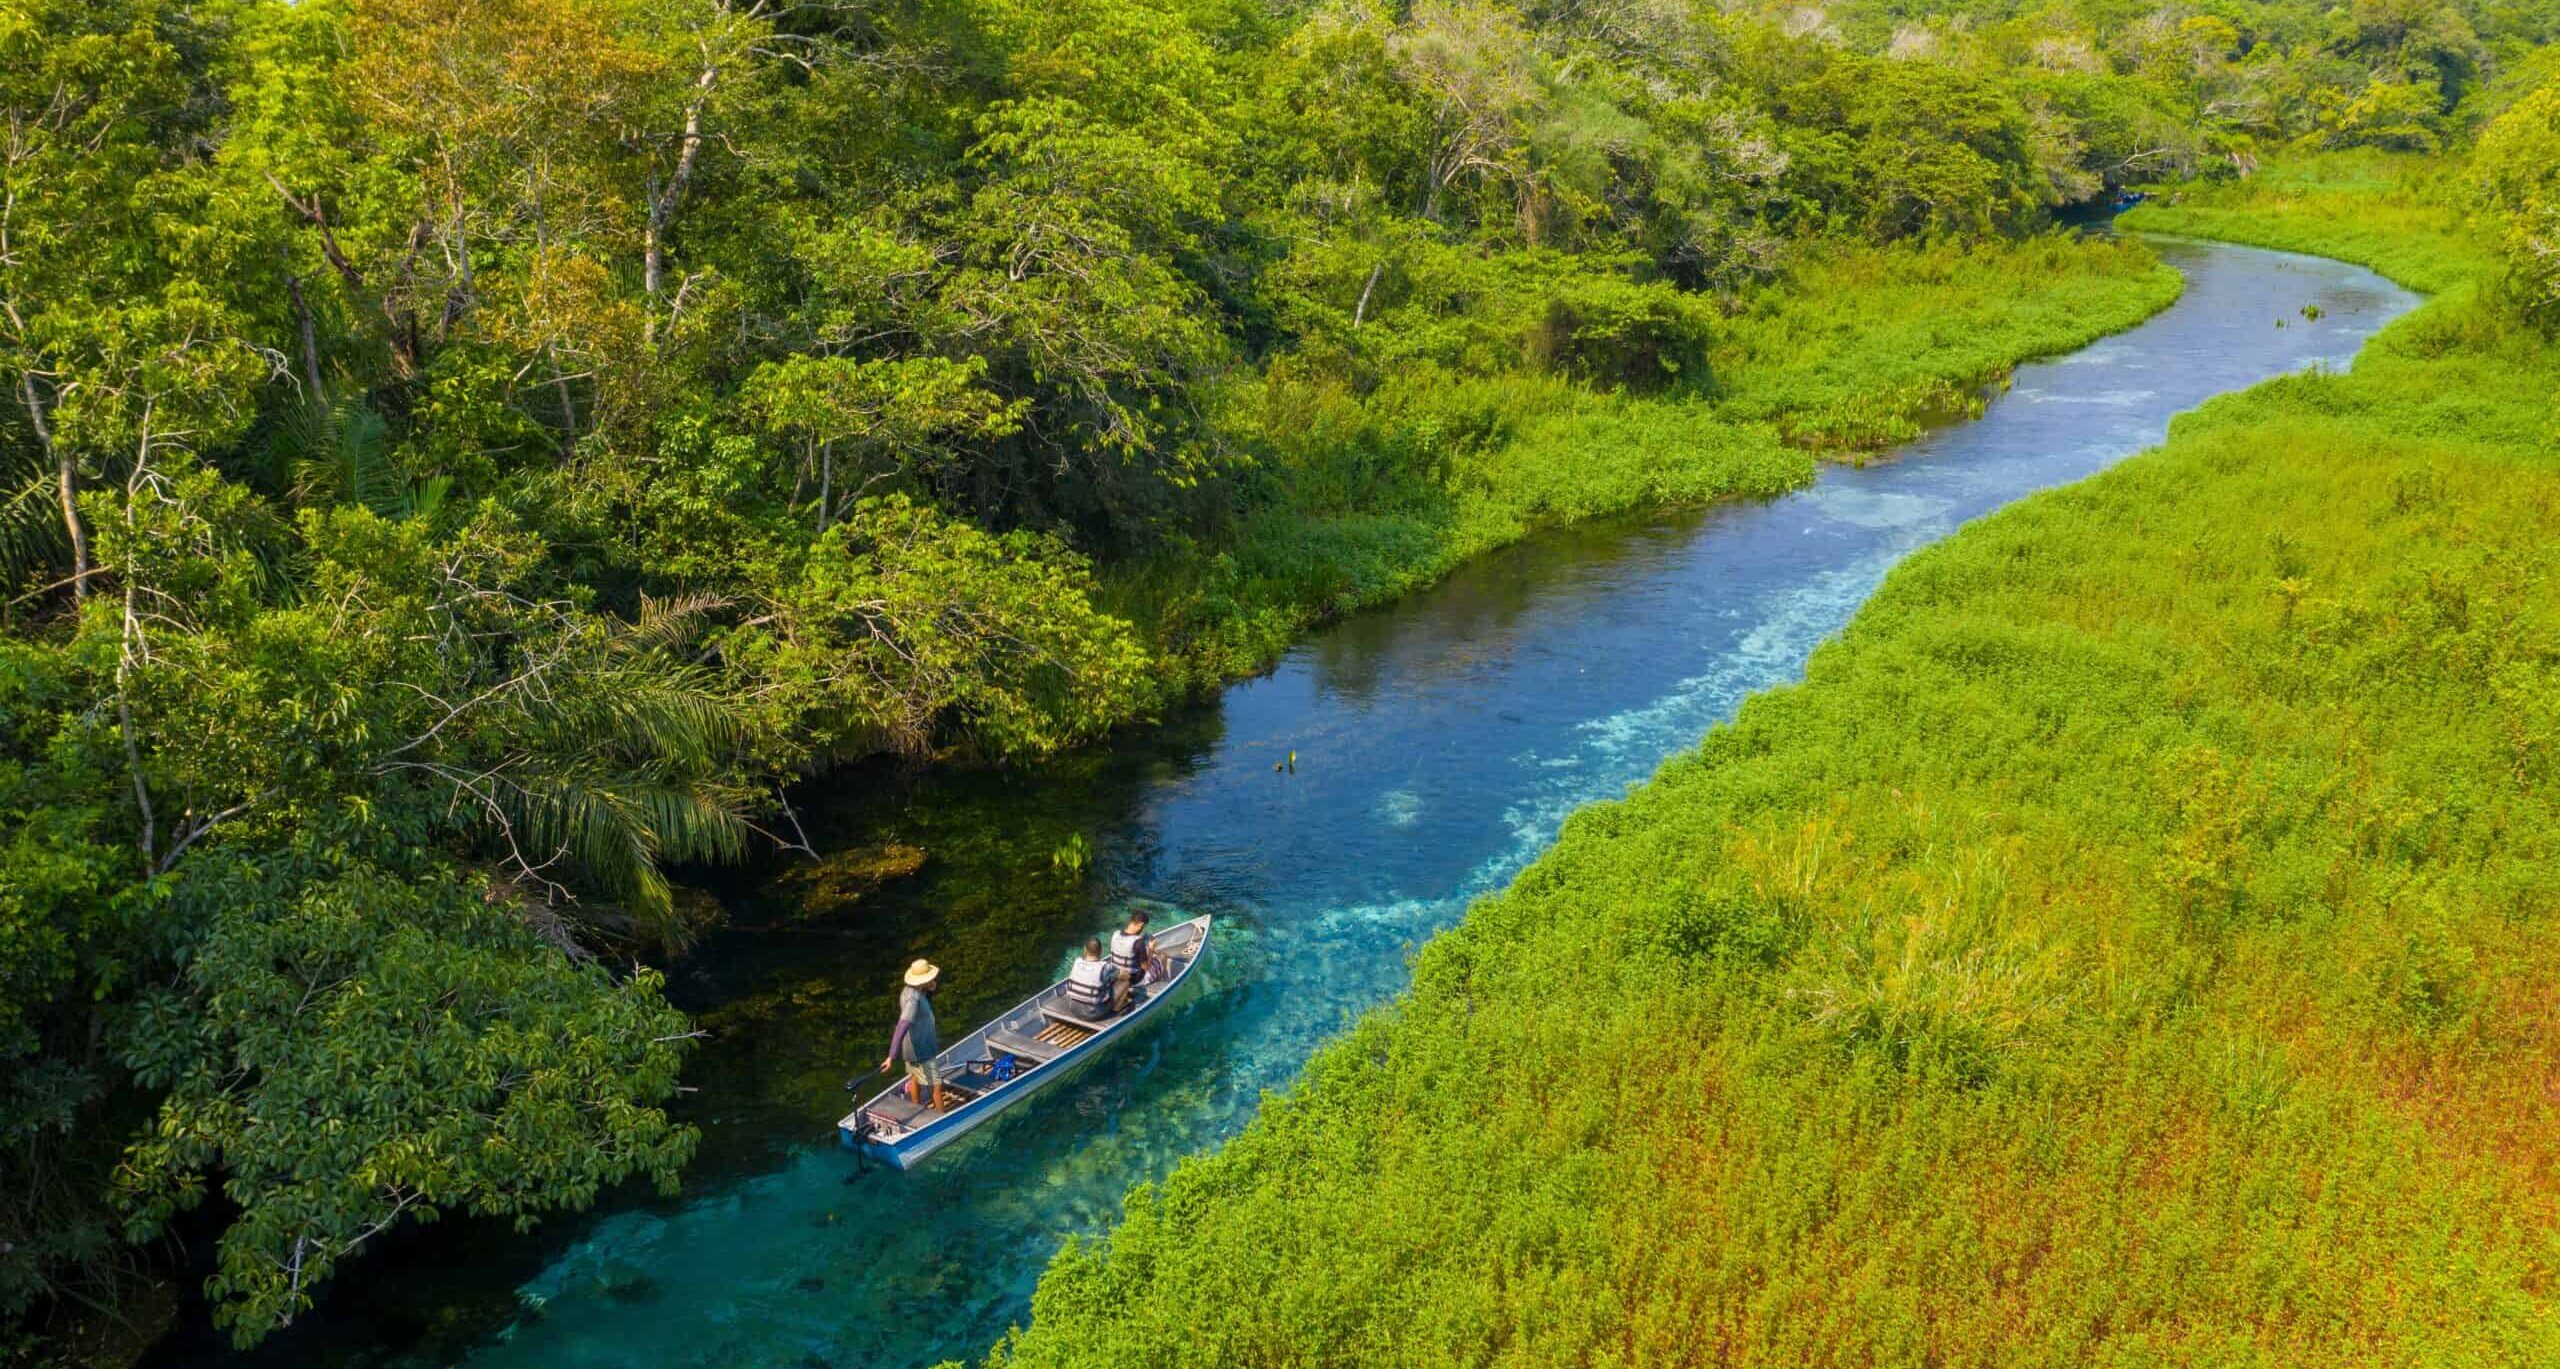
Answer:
[{"left": 165, "top": 239, "right": 2414, "bottom": 1368}]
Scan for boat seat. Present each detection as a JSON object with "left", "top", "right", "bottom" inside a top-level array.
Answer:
[
  {"left": 865, "top": 1079, "right": 978, "bottom": 1129},
  {"left": 984, "top": 1029, "right": 1057, "bottom": 1065},
  {"left": 1039, "top": 992, "right": 1152, "bottom": 1028},
  {"left": 1036, "top": 1004, "right": 1102, "bottom": 1029}
]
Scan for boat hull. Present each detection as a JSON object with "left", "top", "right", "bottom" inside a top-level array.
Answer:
[{"left": 839, "top": 913, "right": 1209, "bottom": 1169}]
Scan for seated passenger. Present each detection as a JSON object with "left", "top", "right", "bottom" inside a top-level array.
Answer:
[
  {"left": 1108, "top": 911, "right": 1153, "bottom": 1009},
  {"left": 1063, "top": 938, "right": 1117, "bottom": 1021}
]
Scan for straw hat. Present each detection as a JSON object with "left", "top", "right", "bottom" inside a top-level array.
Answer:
[{"left": 903, "top": 958, "right": 941, "bottom": 988}]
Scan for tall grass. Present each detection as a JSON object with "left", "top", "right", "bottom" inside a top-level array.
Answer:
[
  {"left": 989, "top": 163, "right": 2560, "bottom": 1365},
  {"left": 2121, "top": 150, "right": 2493, "bottom": 294},
  {"left": 1114, "top": 235, "right": 2183, "bottom": 690},
  {"left": 1715, "top": 235, "right": 2178, "bottom": 449}
]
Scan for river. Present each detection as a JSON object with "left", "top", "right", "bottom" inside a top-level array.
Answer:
[{"left": 158, "top": 238, "right": 2417, "bottom": 1368}]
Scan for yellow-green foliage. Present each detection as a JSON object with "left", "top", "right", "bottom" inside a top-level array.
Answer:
[
  {"left": 992, "top": 167, "right": 2560, "bottom": 1365},
  {"left": 2122, "top": 151, "right": 2493, "bottom": 293},
  {"left": 2470, "top": 86, "right": 2560, "bottom": 317},
  {"left": 1714, "top": 236, "right": 2180, "bottom": 449},
  {"left": 1116, "top": 236, "right": 2183, "bottom": 688}
]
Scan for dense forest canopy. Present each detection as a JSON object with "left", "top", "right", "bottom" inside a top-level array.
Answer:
[{"left": 1, "top": 0, "right": 2553, "bottom": 1354}]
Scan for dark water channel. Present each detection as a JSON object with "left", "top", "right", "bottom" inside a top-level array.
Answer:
[{"left": 166, "top": 239, "right": 2415, "bottom": 1368}]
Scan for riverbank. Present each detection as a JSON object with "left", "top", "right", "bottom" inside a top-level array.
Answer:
[
  {"left": 69, "top": 229, "right": 2182, "bottom": 1369},
  {"left": 6, "top": 2, "right": 2522, "bottom": 1357},
  {"left": 146, "top": 233, "right": 2373, "bottom": 1369},
  {"left": 988, "top": 161, "right": 2560, "bottom": 1364},
  {"left": 1110, "top": 235, "right": 2181, "bottom": 693},
  {"left": 2119, "top": 150, "right": 2490, "bottom": 293},
  {"left": 45, "top": 229, "right": 2179, "bottom": 1369}
]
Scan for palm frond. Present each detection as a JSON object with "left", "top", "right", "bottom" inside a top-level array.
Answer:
[
  {"left": 267, "top": 399, "right": 336, "bottom": 500},
  {"left": 339, "top": 403, "right": 404, "bottom": 519},
  {"left": 283, "top": 398, "right": 412, "bottom": 520},
  {"left": 488, "top": 766, "right": 752, "bottom": 929},
  {"left": 526, "top": 678, "right": 747, "bottom": 772},
  {"left": 0, "top": 450, "right": 67, "bottom": 597},
  {"left": 409, "top": 474, "right": 453, "bottom": 521},
  {"left": 623, "top": 591, "right": 732, "bottom": 655}
]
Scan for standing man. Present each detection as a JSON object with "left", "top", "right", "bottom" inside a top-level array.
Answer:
[{"left": 879, "top": 959, "right": 943, "bottom": 1111}]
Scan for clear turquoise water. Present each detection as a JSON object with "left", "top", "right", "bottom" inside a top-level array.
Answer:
[{"left": 162, "top": 240, "right": 2414, "bottom": 1368}]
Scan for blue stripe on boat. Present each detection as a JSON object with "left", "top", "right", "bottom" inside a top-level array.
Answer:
[{"left": 839, "top": 913, "right": 1212, "bottom": 1169}]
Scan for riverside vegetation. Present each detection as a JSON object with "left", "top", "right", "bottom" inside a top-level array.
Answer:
[
  {"left": 0, "top": 0, "right": 2552, "bottom": 1359},
  {"left": 987, "top": 81, "right": 2560, "bottom": 1369}
]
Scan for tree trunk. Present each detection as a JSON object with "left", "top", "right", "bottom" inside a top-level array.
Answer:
[
  {"left": 265, "top": 175, "right": 423, "bottom": 378},
  {"left": 56, "top": 443, "right": 82, "bottom": 601},
  {"left": 119, "top": 403, "right": 157, "bottom": 867},
  {"left": 118, "top": 581, "right": 154, "bottom": 867},
  {"left": 383, "top": 220, "right": 430, "bottom": 379},
  {"left": 440, "top": 190, "right": 473, "bottom": 338},
  {"left": 17, "top": 371, "right": 85, "bottom": 601},
  {"left": 645, "top": 64, "right": 720, "bottom": 322},
  {"left": 551, "top": 354, "right": 579, "bottom": 436},
  {"left": 288, "top": 272, "right": 326, "bottom": 400},
  {"left": 815, "top": 440, "right": 832, "bottom": 532}
]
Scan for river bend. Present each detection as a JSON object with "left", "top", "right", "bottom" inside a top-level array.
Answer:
[{"left": 180, "top": 238, "right": 2416, "bottom": 1369}]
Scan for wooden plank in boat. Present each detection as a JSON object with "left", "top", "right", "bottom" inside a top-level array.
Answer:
[{"left": 1034, "top": 1015, "right": 1096, "bottom": 1048}]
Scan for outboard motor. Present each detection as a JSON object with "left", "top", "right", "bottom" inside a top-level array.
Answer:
[{"left": 839, "top": 1101, "right": 879, "bottom": 1178}]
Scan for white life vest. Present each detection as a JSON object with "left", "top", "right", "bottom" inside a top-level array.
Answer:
[
  {"left": 1109, "top": 929, "right": 1148, "bottom": 978},
  {"left": 1065, "top": 954, "right": 1113, "bottom": 1010}
]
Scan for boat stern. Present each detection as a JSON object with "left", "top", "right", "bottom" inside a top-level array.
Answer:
[{"left": 838, "top": 1108, "right": 904, "bottom": 1166}]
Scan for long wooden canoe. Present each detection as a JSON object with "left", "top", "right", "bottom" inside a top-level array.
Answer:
[{"left": 839, "top": 913, "right": 1212, "bottom": 1169}]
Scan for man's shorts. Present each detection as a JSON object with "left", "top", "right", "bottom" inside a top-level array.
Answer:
[{"left": 905, "top": 1059, "right": 940, "bottom": 1090}]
